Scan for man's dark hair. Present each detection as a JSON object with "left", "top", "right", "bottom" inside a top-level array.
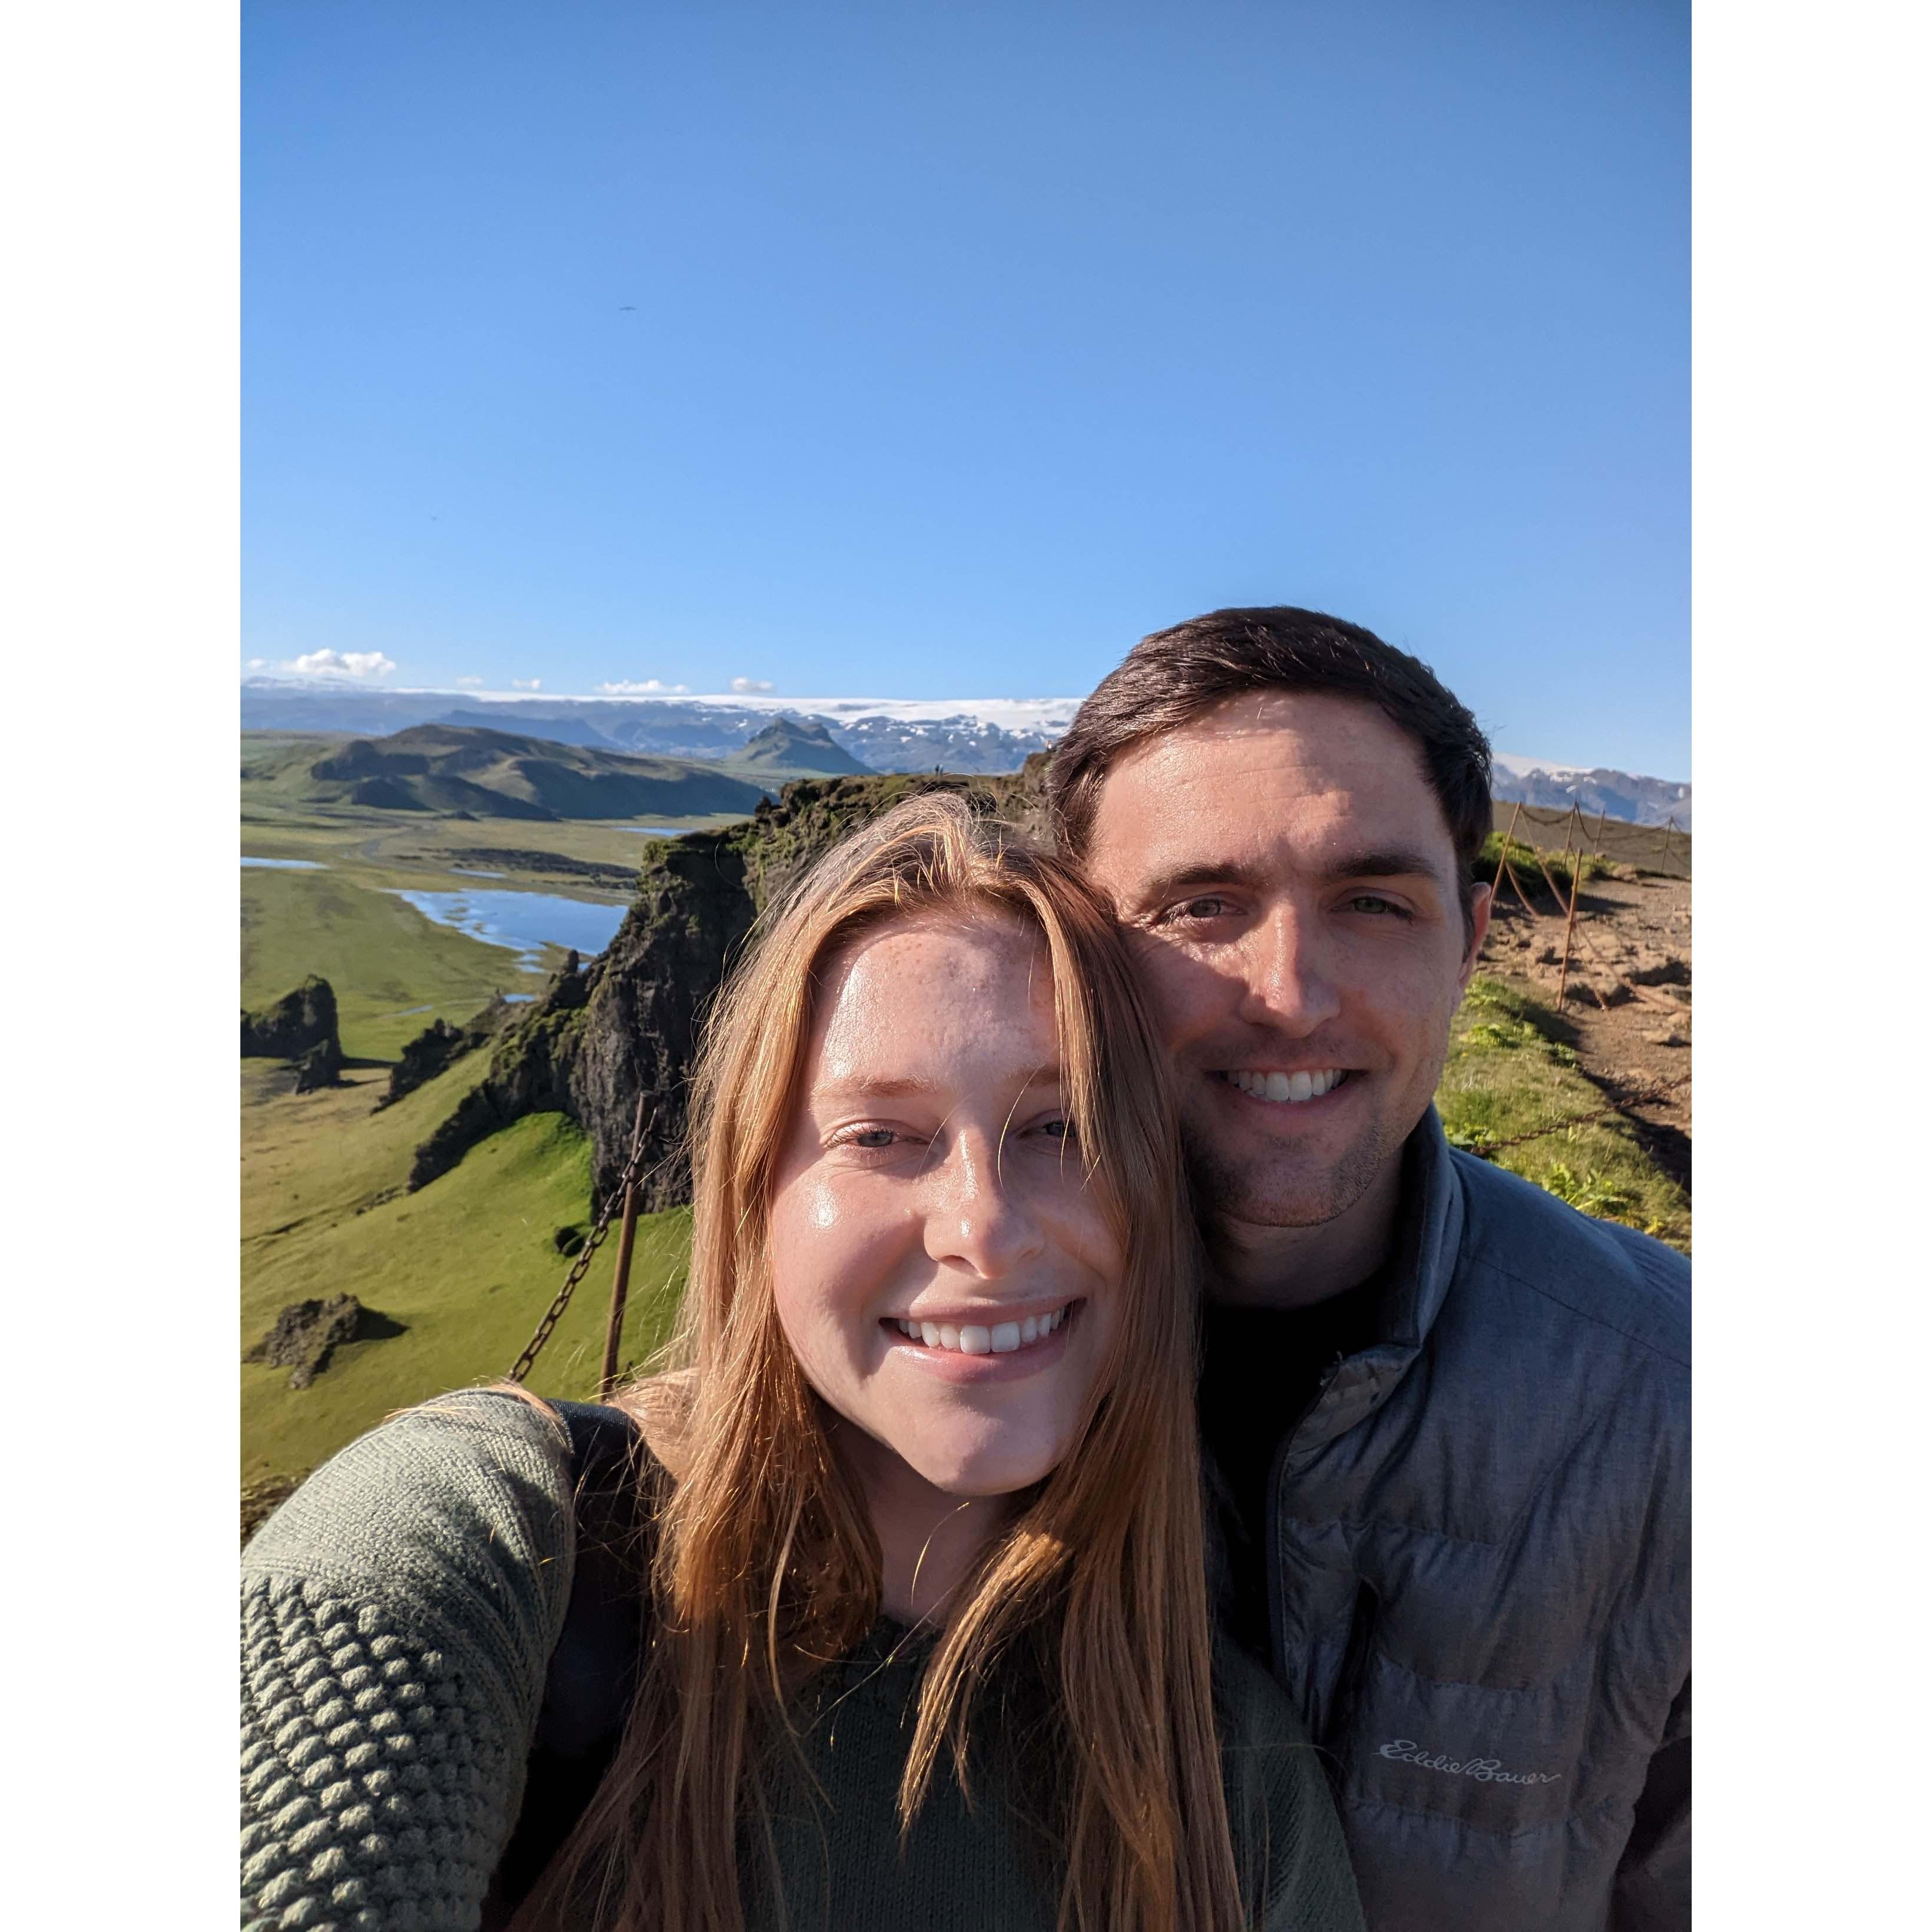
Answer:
[{"left": 1048, "top": 606, "right": 1493, "bottom": 937}]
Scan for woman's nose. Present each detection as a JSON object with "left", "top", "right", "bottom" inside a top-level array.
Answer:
[{"left": 922, "top": 1137, "right": 1048, "bottom": 1278}]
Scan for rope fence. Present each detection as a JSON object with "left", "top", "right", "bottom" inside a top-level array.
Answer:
[{"left": 1471, "top": 799, "right": 1692, "bottom": 1146}]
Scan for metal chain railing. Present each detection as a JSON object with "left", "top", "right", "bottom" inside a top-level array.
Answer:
[{"left": 505, "top": 1105, "right": 658, "bottom": 1384}]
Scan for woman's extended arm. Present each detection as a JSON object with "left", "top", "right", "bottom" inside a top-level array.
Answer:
[{"left": 241, "top": 1391, "right": 578, "bottom": 1932}]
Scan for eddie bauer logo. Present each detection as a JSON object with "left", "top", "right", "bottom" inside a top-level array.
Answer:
[{"left": 1376, "top": 1740, "right": 1562, "bottom": 1787}]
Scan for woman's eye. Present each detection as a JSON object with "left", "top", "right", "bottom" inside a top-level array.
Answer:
[
  {"left": 1036, "top": 1117, "right": 1074, "bottom": 1142},
  {"left": 833, "top": 1126, "right": 899, "bottom": 1150}
]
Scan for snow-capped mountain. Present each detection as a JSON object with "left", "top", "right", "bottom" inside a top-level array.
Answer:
[
  {"left": 240, "top": 679, "right": 1688, "bottom": 821},
  {"left": 239, "top": 681, "right": 1079, "bottom": 776},
  {"left": 1490, "top": 752, "right": 1691, "bottom": 832}
]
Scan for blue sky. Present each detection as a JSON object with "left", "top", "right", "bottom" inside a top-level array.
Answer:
[{"left": 243, "top": 0, "right": 1688, "bottom": 776}]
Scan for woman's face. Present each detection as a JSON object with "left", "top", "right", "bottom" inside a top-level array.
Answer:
[{"left": 768, "top": 911, "right": 1124, "bottom": 1499}]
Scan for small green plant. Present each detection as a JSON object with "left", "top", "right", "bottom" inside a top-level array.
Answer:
[
  {"left": 1474, "top": 832, "right": 1610, "bottom": 903},
  {"left": 1437, "top": 974, "right": 1689, "bottom": 1250},
  {"left": 1537, "top": 1162, "right": 1636, "bottom": 1218}
]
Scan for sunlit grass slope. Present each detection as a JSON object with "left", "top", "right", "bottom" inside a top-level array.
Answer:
[
  {"left": 242, "top": 1060, "right": 689, "bottom": 1484},
  {"left": 1437, "top": 975, "right": 1689, "bottom": 1250},
  {"left": 242, "top": 867, "right": 544, "bottom": 1061}
]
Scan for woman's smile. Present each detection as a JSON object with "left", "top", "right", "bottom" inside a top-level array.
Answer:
[{"left": 878, "top": 1298, "right": 1083, "bottom": 1382}]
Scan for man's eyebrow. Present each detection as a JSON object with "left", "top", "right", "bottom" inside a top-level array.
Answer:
[
  {"left": 1319, "top": 847, "right": 1451, "bottom": 887},
  {"left": 1130, "top": 858, "right": 1273, "bottom": 907},
  {"left": 1130, "top": 848, "right": 1450, "bottom": 907}
]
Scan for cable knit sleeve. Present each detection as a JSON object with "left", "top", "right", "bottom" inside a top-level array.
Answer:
[
  {"left": 1214, "top": 1639, "right": 1368, "bottom": 1932},
  {"left": 241, "top": 1391, "right": 579, "bottom": 1932}
]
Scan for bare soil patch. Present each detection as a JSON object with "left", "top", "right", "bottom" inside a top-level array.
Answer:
[{"left": 1478, "top": 871, "right": 1692, "bottom": 1193}]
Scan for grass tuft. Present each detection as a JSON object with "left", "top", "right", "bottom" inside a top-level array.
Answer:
[
  {"left": 1475, "top": 833, "right": 1615, "bottom": 903},
  {"left": 1438, "top": 975, "right": 1689, "bottom": 1250}
]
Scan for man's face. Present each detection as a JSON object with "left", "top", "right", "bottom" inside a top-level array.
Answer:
[{"left": 1081, "top": 690, "right": 1488, "bottom": 1231}]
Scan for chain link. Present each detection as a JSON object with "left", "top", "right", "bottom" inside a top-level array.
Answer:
[{"left": 505, "top": 1110, "right": 658, "bottom": 1384}]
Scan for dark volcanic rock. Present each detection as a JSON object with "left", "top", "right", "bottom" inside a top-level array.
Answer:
[
  {"left": 568, "top": 827, "right": 759, "bottom": 1210},
  {"left": 242, "top": 975, "right": 340, "bottom": 1060},
  {"left": 245, "top": 1294, "right": 366, "bottom": 1389},
  {"left": 378, "top": 997, "right": 513, "bottom": 1109},
  {"left": 407, "top": 954, "right": 591, "bottom": 1192},
  {"left": 292, "top": 1037, "right": 344, "bottom": 1092},
  {"left": 404, "top": 762, "right": 1050, "bottom": 1212}
]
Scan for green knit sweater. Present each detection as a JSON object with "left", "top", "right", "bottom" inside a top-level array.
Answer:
[{"left": 241, "top": 1392, "right": 1365, "bottom": 1931}]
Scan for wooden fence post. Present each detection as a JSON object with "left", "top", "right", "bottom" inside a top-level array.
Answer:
[
  {"left": 1492, "top": 799, "right": 1527, "bottom": 912},
  {"left": 1556, "top": 848, "right": 1586, "bottom": 1009},
  {"left": 598, "top": 1094, "right": 649, "bottom": 1398}
]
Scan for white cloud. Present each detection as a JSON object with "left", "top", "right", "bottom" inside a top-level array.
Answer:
[
  {"left": 730, "top": 676, "right": 775, "bottom": 694},
  {"left": 511, "top": 677, "right": 542, "bottom": 691},
  {"left": 455, "top": 674, "right": 484, "bottom": 687},
  {"left": 246, "top": 657, "right": 267, "bottom": 670},
  {"left": 596, "top": 677, "right": 689, "bottom": 695},
  {"left": 288, "top": 649, "right": 397, "bottom": 680}
]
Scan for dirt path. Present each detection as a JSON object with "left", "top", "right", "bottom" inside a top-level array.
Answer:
[{"left": 1478, "top": 871, "right": 1692, "bottom": 1193}]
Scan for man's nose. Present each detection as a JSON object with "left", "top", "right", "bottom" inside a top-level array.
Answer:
[
  {"left": 922, "top": 1136, "right": 1048, "bottom": 1278},
  {"left": 1238, "top": 904, "right": 1342, "bottom": 1034}
]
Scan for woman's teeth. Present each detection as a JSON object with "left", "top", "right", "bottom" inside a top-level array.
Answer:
[
  {"left": 1228, "top": 1067, "right": 1345, "bottom": 1104},
  {"left": 895, "top": 1305, "right": 1070, "bottom": 1355}
]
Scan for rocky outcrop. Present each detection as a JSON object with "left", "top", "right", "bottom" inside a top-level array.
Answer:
[
  {"left": 379, "top": 997, "right": 514, "bottom": 1109},
  {"left": 408, "top": 957, "right": 591, "bottom": 1192},
  {"left": 245, "top": 1294, "right": 368, "bottom": 1388},
  {"left": 406, "top": 763, "right": 1050, "bottom": 1210},
  {"left": 292, "top": 1037, "right": 344, "bottom": 1092},
  {"left": 242, "top": 975, "right": 340, "bottom": 1060}
]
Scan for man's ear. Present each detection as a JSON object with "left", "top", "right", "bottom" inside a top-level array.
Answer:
[{"left": 1457, "top": 881, "right": 1493, "bottom": 991}]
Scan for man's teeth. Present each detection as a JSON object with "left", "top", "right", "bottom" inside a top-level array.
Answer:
[
  {"left": 1228, "top": 1067, "right": 1345, "bottom": 1104},
  {"left": 896, "top": 1306, "right": 1069, "bottom": 1354}
]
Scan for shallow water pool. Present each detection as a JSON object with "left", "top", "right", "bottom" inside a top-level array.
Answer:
[{"left": 388, "top": 888, "right": 628, "bottom": 968}]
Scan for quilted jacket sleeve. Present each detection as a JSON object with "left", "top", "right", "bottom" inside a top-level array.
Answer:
[{"left": 241, "top": 1391, "right": 578, "bottom": 1932}]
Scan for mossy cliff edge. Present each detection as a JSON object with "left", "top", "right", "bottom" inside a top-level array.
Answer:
[{"left": 406, "top": 763, "right": 1050, "bottom": 1212}]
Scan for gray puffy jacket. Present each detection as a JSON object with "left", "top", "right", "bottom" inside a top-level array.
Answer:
[{"left": 1254, "top": 1110, "right": 1689, "bottom": 1931}]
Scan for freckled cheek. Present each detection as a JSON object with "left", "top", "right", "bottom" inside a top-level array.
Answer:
[
  {"left": 1040, "top": 1193, "right": 1126, "bottom": 1304},
  {"left": 769, "top": 1175, "right": 924, "bottom": 1347}
]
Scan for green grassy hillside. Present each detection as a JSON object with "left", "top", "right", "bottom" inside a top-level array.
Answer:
[
  {"left": 1436, "top": 975, "right": 1689, "bottom": 1249},
  {"left": 288, "top": 722, "right": 775, "bottom": 819},
  {"left": 242, "top": 1058, "right": 689, "bottom": 1485},
  {"left": 241, "top": 865, "right": 544, "bottom": 1061}
]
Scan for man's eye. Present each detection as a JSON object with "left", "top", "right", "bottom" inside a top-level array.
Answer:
[
  {"left": 1345, "top": 894, "right": 1410, "bottom": 918},
  {"left": 1164, "top": 895, "right": 1229, "bottom": 924}
]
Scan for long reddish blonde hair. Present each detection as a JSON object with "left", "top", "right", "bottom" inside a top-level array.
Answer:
[{"left": 517, "top": 792, "right": 1246, "bottom": 1932}]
